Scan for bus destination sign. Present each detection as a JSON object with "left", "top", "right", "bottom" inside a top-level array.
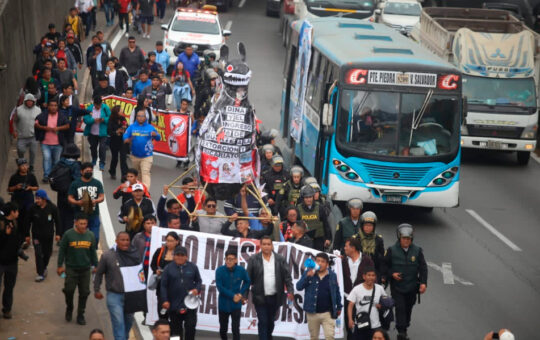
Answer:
[{"left": 367, "top": 70, "right": 437, "bottom": 88}]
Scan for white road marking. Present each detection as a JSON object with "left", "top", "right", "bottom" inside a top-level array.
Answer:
[
  {"left": 225, "top": 20, "right": 233, "bottom": 31},
  {"left": 95, "top": 168, "right": 153, "bottom": 339},
  {"left": 427, "top": 262, "right": 474, "bottom": 286},
  {"left": 239, "top": 0, "right": 247, "bottom": 8},
  {"left": 530, "top": 151, "right": 540, "bottom": 165},
  {"left": 110, "top": 27, "right": 124, "bottom": 51},
  {"left": 441, "top": 262, "right": 455, "bottom": 285},
  {"left": 466, "top": 209, "right": 522, "bottom": 252}
]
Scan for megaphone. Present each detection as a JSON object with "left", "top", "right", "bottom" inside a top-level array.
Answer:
[
  {"left": 304, "top": 258, "right": 320, "bottom": 272},
  {"left": 184, "top": 291, "right": 201, "bottom": 310}
]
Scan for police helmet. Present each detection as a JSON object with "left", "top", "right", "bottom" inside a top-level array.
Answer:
[
  {"left": 360, "top": 211, "right": 377, "bottom": 228},
  {"left": 396, "top": 223, "right": 414, "bottom": 240},
  {"left": 260, "top": 129, "right": 279, "bottom": 144},
  {"left": 261, "top": 144, "right": 275, "bottom": 154},
  {"left": 270, "top": 155, "right": 284, "bottom": 167},
  {"left": 303, "top": 176, "right": 317, "bottom": 186},
  {"left": 290, "top": 166, "right": 304, "bottom": 177},
  {"left": 347, "top": 198, "right": 363, "bottom": 210},
  {"left": 300, "top": 185, "right": 316, "bottom": 198}
]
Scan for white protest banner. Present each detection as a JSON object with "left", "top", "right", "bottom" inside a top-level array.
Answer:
[{"left": 146, "top": 227, "right": 344, "bottom": 339}]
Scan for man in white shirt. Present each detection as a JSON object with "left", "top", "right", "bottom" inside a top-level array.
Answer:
[
  {"left": 347, "top": 267, "right": 386, "bottom": 340},
  {"left": 247, "top": 236, "right": 294, "bottom": 340}
]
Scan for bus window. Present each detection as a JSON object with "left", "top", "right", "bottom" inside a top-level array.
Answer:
[
  {"left": 313, "top": 58, "right": 328, "bottom": 106},
  {"left": 306, "top": 51, "right": 320, "bottom": 104}
]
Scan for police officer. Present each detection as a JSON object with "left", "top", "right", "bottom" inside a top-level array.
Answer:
[
  {"left": 304, "top": 177, "right": 332, "bottom": 217},
  {"left": 353, "top": 211, "right": 385, "bottom": 279},
  {"left": 259, "top": 144, "right": 275, "bottom": 174},
  {"left": 296, "top": 185, "right": 331, "bottom": 251},
  {"left": 333, "top": 198, "right": 363, "bottom": 252},
  {"left": 276, "top": 166, "right": 304, "bottom": 218},
  {"left": 384, "top": 224, "right": 427, "bottom": 340},
  {"left": 261, "top": 155, "right": 289, "bottom": 215}
]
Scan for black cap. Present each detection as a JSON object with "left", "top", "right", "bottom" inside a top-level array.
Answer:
[
  {"left": 16, "top": 158, "right": 28, "bottom": 166},
  {"left": 174, "top": 246, "right": 188, "bottom": 256}
]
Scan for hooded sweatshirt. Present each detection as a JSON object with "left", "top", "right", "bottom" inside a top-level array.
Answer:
[{"left": 15, "top": 94, "right": 41, "bottom": 138}]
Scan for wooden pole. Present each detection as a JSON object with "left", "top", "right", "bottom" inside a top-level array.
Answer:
[
  {"left": 246, "top": 182, "right": 272, "bottom": 217},
  {"left": 166, "top": 189, "right": 192, "bottom": 217},
  {"left": 193, "top": 213, "right": 278, "bottom": 221}
]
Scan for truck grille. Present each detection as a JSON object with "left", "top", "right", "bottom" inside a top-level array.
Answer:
[
  {"left": 175, "top": 43, "right": 212, "bottom": 55},
  {"left": 466, "top": 125, "right": 523, "bottom": 139},
  {"left": 390, "top": 24, "right": 413, "bottom": 32},
  {"left": 361, "top": 163, "right": 432, "bottom": 186}
]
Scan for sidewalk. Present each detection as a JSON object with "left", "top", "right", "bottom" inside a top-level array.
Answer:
[{"left": 0, "top": 10, "right": 129, "bottom": 340}]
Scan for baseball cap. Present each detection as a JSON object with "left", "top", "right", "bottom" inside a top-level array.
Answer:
[
  {"left": 35, "top": 189, "right": 49, "bottom": 200},
  {"left": 131, "top": 183, "right": 144, "bottom": 191},
  {"left": 16, "top": 158, "right": 28, "bottom": 166},
  {"left": 174, "top": 246, "right": 188, "bottom": 256}
]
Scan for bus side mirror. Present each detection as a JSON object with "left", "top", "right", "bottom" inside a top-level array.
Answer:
[
  {"left": 462, "top": 96, "right": 468, "bottom": 123},
  {"left": 322, "top": 103, "right": 333, "bottom": 127}
]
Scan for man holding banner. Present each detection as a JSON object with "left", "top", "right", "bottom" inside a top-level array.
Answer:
[{"left": 247, "top": 236, "right": 294, "bottom": 340}]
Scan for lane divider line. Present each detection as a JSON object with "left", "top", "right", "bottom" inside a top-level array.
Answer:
[
  {"left": 530, "top": 151, "right": 540, "bottom": 165},
  {"left": 239, "top": 0, "right": 246, "bottom": 8},
  {"left": 225, "top": 20, "right": 233, "bottom": 31},
  {"left": 94, "top": 168, "right": 153, "bottom": 340},
  {"left": 466, "top": 209, "right": 522, "bottom": 252},
  {"left": 427, "top": 262, "right": 474, "bottom": 286},
  {"left": 441, "top": 262, "right": 455, "bottom": 285},
  {"left": 111, "top": 27, "right": 124, "bottom": 51}
]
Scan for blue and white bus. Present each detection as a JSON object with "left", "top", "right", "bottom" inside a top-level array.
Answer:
[{"left": 280, "top": 18, "right": 465, "bottom": 207}]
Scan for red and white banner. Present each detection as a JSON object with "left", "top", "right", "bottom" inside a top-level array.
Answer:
[
  {"left": 146, "top": 227, "right": 345, "bottom": 339},
  {"left": 83, "top": 96, "right": 191, "bottom": 160}
]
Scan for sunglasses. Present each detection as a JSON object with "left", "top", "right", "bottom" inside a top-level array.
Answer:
[{"left": 206, "top": 204, "right": 216, "bottom": 208}]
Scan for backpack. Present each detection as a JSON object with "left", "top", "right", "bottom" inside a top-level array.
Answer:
[{"left": 49, "top": 161, "right": 72, "bottom": 192}]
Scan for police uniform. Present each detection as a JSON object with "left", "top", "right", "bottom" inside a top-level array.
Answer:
[
  {"left": 261, "top": 168, "right": 289, "bottom": 214},
  {"left": 384, "top": 242, "right": 428, "bottom": 337},
  {"left": 296, "top": 202, "right": 331, "bottom": 251},
  {"left": 333, "top": 217, "right": 361, "bottom": 252},
  {"left": 276, "top": 180, "right": 302, "bottom": 218}
]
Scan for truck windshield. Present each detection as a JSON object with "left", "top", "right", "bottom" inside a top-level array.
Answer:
[
  {"left": 305, "top": 0, "right": 375, "bottom": 18},
  {"left": 463, "top": 75, "right": 536, "bottom": 109},
  {"left": 384, "top": 2, "right": 421, "bottom": 16},
  {"left": 337, "top": 89, "right": 460, "bottom": 158}
]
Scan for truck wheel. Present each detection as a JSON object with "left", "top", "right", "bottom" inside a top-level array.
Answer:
[{"left": 517, "top": 151, "right": 530, "bottom": 165}]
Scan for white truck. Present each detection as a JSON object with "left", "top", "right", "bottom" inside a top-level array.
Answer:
[{"left": 412, "top": 7, "right": 539, "bottom": 165}]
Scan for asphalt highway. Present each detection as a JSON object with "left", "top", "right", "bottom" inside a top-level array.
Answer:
[{"left": 101, "top": 1, "right": 540, "bottom": 338}]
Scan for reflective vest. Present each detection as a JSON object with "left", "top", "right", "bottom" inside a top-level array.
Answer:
[
  {"left": 298, "top": 202, "right": 324, "bottom": 238},
  {"left": 338, "top": 217, "right": 360, "bottom": 242},
  {"left": 389, "top": 242, "right": 421, "bottom": 293},
  {"left": 286, "top": 181, "right": 301, "bottom": 206}
]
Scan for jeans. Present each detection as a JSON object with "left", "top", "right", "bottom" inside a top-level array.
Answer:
[
  {"left": 88, "top": 134, "right": 107, "bottom": 168},
  {"left": 63, "top": 267, "right": 91, "bottom": 316},
  {"left": 88, "top": 216, "right": 101, "bottom": 246},
  {"left": 169, "top": 308, "right": 197, "bottom": 339},
  {"left": 33, "top": 235, "right": 53, "bottom": 276},
  {"left": 41, "top": 143, "right": 63, "bottom": 178},
  {"left": 81, "top": 11, "right": 92, "bottom": 37},
  {"left": 0, "top": 263, "right": 17, "bottom": 313},
  {"left": 130, "top": 155, "right": 153, "bottom": 190},
  {"left": 107, "top": 291, "right": 134, "bottom": 340},
  {"left": 219, "top": 309, "right": 241, "bottom": 340},
  {"left": 109, "top": 137, "right": 128, "bottom": 178},
  {"left": 103, "top": 3, "right": 115, "bottom": 25},
  {"left": 17, "top": 137, "right": 38, "bottom": 169},
  {"left": 57, "top": 191, "right": 74, "bottom": 236},
  {"left": 119, "top": 13, "right": 130, "bottom": 32},
  {"left": 254, "top": 296, "right": 279, "bottom": 340},
  {"left": 306, "top": 312, "right": 335, "bottom": 340},
  {"left": 392, "top": 289, "right": 417, "bottom": 333},
  {"left": 157, "top": 0, "right": 167, "bottom": 19},
  {"left": 173, "top": 83, "right": 192, "bottom": 110}
]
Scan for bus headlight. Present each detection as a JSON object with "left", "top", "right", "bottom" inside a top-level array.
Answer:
[
  {"left": 332, "top": 159, "right": 363, "bottom": 183},
  {"left": 521, "top": 124, "right": 537, "bottom": 139},
  {"left": 429, "top": 166, "right": 458, "bottom": 187}
]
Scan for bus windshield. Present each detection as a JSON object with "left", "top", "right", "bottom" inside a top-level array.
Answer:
[
  {"left": 337, "top": 89, "right": 460, "bottom": 158},
  {"left": 463, "top": 75, "right": 536, "bottom": 110}
]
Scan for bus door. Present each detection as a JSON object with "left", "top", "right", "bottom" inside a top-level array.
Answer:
[{"left": 280, "top": 43, "right": 297, "bottom": 144}]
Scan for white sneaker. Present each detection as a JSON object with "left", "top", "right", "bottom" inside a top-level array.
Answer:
[{"left": 35, "top": 275, "right": 44, "bottom": 282}]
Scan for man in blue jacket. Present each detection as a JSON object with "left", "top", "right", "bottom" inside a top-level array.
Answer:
[
  {"left": 216, "top": 249, "right": 250, "bottom": 340},
  {"left": 123, "top": 109, "right": 160, "bottom": 190},
  {"left": 296, "top": 252, "right": 343, "bottom": 340},
  {"left": 160, "top": 246, "right": 202, "bottom": 339}
]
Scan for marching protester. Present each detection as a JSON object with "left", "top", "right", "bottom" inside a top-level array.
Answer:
[
  {"left": 279, "top": 206, "right": 299, "bottom": 241},
  {"left": 123, "top": 109, "right": 161, "bottom": 190},
  {"left": 132, "top": 214, "right": 157, "bottom": 276},
  {"left": 160, "top": 246, "right": 202, "bottom": 339},
  {"left": 224, "top": 184, "right": 265, "bottom": 217},
  {"left": 118, "top": 183, "right": 156, "bottom": 239},
  {"left": 342, "top": 238, "right": 374, "bottom": 340},
  {"left": 12, "top": 94, "right": 41, "bottom": 173},
  {"left": 57, "top": 213, "right": 98, "bottom": 325},
  {"left": 0, "top": 203, "right": 22, "bottom": 319},
  {"left": 94, "top": 231, "right": 146, "bottom": 340},
  {"left": 354, "top": 212, "right": 385, "bottom": 280},
  {"left": 113, "top": 168, "right": 151, "bottom": 205},
  {"left": 289, "top": 220, "right": 314, "bottom": 248},
  {"left": 140, "top": 75, "right": 172, "bottom": 110},
  {"left": 156, "top": 185, "right": 184, "bottom": 228},
  {"left": 384, "top": 224, "right": 428, "bottom": 340},
  {"left": 247, "top": 236, "right": 294, "bottom": 340},
  {"left": 296, "top": 252, "right": 342, "bottom": 340},
  {"left": 220, "top": 213, "right": 273, "bottom": 239},
  {"left": 216, "top": 249, "right": 251, "bottom": 340},
  {"left": 84, "top": 95, "right": 111, "bottom": 171},
  {"left": 297, "top": 185, "right": 332, "bottom": 251},
  {"left": 150, "top": 231, "right": 180, "bottom": 318},
  {"left": 192, "top": 197, "right": 227, "bottom": 234},
  {"left": 67, "top": 162, "right": 105, "bottom": 245},
  {"left": 89, "top": 329, "right": 106, "bottom": 340},
  {"left": 119, "top": 36, "right": 145, "bottom": 85},
  {"left": 107, "top": 105, "right": 129, "bottom": 180},
  {"left": 26, "top": 189, "right": 61, "bottom": 282},
  {"left": 334, "top": 199, "right": 363, "bottom": 252},
  {"left": 152, "top": 319, "right": 172, "bottom": 340},
  {"left": 59, "top": 94, "right": 86, "bottom": 145},
  {"left": 347, "top": 266, "right": 387, "bottom": 340}
]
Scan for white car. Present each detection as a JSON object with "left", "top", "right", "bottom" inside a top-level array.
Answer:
[
  {"left": 161, "top": 7, "right": 231, "bottom": 65},
  {"left": 376, "top": 0, "right": 422, "bottom": 35}
]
